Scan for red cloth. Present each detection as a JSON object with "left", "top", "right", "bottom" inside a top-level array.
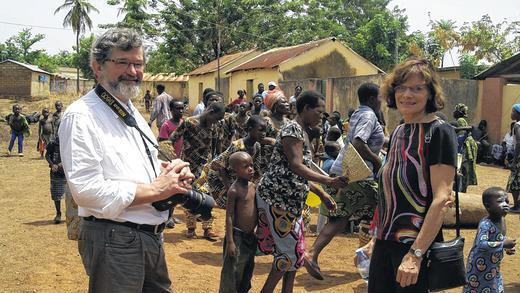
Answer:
[
  {"left": 159, "top": 119, "right": 184, "bottom": 158},
  {"left": 230, "top": 97, "right": 246, "bottom": 105}
]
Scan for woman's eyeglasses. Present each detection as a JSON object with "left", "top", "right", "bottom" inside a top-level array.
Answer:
[{"left": 394, "top": 84, "right": 428, "bottom": 94}]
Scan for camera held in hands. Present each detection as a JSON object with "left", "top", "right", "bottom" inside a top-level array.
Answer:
[{"left": 152, "top": 189, "right": 215, "bottom": 221}]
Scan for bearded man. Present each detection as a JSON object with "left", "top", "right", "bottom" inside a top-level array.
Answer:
[{"left": 58, "top": 28, "right": 194, "bottom": 293}]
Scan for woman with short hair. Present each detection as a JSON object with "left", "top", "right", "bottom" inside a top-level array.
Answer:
[{"left": 369, "top": 58, "right": 457, "bottom": 293}]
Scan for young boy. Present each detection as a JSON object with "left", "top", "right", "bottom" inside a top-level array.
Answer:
[
  {"left": 219, "top": 151, "right": 257, "bottom": 293},
  {"left": 6, "top": 104, "right": 30, "bottom": 156},
  {"left": 463, "top": 187, "right": 516, "bottom": 293},
  {"left": 158, "top": 99, "right": 185, "bottom": 158},
  {"left": 45, "top": 136, "right": 67, "bottom": 224},
  {"left": 38, "top": 108, "right": 54, "bottom": 158}
]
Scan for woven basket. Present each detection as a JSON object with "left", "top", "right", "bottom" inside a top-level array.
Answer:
[{"left": 341, "top": 143, "right": 372, "bottom": 182}]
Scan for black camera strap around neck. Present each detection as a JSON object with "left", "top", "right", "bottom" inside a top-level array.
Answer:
[{"left": 94, "top": 84, "right": 172, "bottom": 177}]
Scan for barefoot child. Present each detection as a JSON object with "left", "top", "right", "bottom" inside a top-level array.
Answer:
[
  {"left": 45, "top": 136, "right": 66, "bottom": 224},
  {"left": 464, "top": 187, "right": 516, "bottom": 293},
  {"left": 219, "top": 152, "right": 257, "bottom": 293}
]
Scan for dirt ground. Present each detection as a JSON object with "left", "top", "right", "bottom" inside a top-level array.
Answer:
[{"left": 0, "top": 97, "right": 519, "bottom": 293}]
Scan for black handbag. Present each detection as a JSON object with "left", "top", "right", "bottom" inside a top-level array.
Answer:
[{"left": 426, "top": 173, "right": 468, "bottom": 291}]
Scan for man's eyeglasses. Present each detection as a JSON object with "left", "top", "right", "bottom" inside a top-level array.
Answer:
[
  {"left": 394, "top": 84, "right": 428, "bottom": 94},
  {"left": 105, "top": 58, "right": 144, "bottom": 70}
]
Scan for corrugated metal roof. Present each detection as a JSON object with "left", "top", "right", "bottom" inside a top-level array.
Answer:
[
  {"left": 142, "top": 73, "right": 188, "bottom": 82},
  {"left": 0, "top": 59, "right": 51, "bottom": 75},
  {"left": 227, "top": 38, "right": 332, "bottom": 73},
  {"left": 188, "top": 50, "right": 256, "bottom": 76},
  {"left": 474, "top": 52, "right": 520, "bottom": 81}
]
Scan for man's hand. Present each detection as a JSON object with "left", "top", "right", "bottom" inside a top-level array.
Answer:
[
  {"left": 153, "top": 161, "right": 194, "bottom": 200},
  {"left": 51, "top": 164, "right": 59, "bottom": 172},
  {"left": 396, "top": 253, "right": 421, "bottom": 287}
]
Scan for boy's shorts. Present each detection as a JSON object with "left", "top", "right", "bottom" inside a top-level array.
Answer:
[{"left": 219, "top": 227, "right": 257, "bottom": 293}]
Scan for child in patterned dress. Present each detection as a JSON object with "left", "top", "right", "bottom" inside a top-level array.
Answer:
[{"left": 464, "top": 187, "right": 516, "bottom": 293}]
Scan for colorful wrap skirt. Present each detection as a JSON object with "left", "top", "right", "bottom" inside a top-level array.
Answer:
[{"left": 256, "top": 194, "right": 305, "bottom": 272}]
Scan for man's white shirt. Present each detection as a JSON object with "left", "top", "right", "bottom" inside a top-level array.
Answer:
[{"left": 59, "top": 89, "right": 168, "bottom": 225}]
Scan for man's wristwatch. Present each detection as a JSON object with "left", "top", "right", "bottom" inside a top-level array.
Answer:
[{"left": 409, "top": 247, "right": 424, "bottom": 259}]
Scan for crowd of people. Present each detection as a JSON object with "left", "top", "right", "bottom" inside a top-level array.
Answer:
[{"left": 3, "top": 28, "right": 518, "bottom": 293}]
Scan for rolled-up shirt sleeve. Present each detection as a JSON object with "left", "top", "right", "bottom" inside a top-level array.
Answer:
[{"left": 59, "top": 112, "right": 136, "bottom": 218}]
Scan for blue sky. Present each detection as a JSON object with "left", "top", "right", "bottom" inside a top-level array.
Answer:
[{"left": 1, "top": 0, "right": 518, "bottom": 66}]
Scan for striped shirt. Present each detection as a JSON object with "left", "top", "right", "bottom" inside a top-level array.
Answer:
[{"left": 376, "top": 119, "right": 457, "bottom": 243}]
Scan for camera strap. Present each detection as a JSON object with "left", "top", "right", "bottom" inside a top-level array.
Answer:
[{"left": 94, "top": 84, "right": 172, "bottom": 177}]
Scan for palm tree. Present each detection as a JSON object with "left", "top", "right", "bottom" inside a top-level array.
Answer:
[
  {"left": 54, "top": 0, "right": 99, "bottom": 94},
  {"left": 430, "top": 19, "right": 460, "bottom": 67}
]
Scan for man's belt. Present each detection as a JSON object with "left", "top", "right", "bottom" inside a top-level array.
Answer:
[{"left": 83, "top": 216, "right": 165, "bottom": 234}]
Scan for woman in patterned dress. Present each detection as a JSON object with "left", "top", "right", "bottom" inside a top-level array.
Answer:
[{"left": 256, "top": 90, "right": 348, "bottom": 293}]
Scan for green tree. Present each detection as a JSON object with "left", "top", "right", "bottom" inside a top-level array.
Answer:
[
  {"left": 73, "top": 35, "right": 96, "bottom": 79},
  {"left": 34, "top": 53, "right": 60, "bottom": 73},
  {"left": 0, "top": 43, "right": 7, "bottom": 61},
  {"left": 52, "top": 50, "right": 76, "bottom": 68},
  {"left": 350, "top": 8, "right": 408, "bottom": 71},
  {"left": 458, "top": 53, "right": 489, "bottom": 79},
  {"left": 3, "top": 28, "right": 45, "bottom": 64},
  {"left": 54, "top": 0, "right": 99, "bottom": 93},
  {"left": 101, "top": 0, "right": 159, "bottom": 39},
  {"left": 460, "top": 15, "right": 519, "bottom": 64}
]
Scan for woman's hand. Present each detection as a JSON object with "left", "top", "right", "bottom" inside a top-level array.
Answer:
[
  {"left": 328, "top": 176, "right": 349, "bottom": 189},
  {"left": 321, "top": 193, "right": 337, "bottom": 212},
  {"left": 396, "top": 253, "right": 421, "bottom": 287},
  {"left": 353, "top": 237, "right": 375, "bottom": 267}
]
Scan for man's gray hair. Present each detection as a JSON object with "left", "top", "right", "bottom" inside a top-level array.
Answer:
[{"left": 90, "top": 28, "right": 144, "bottom": 65}]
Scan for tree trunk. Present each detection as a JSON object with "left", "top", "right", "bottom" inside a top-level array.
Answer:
[{"left": 76, "top": 31, "right": 80, "bottom": 94}]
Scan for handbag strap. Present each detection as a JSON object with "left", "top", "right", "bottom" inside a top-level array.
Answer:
[
  {"left": 424, "top": 119, "right": 461, "bottom": 236},
  {"left": 454, "top": 171, "right": 461, "bottom": 237}
]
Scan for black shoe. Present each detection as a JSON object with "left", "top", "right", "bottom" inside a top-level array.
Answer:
[{"left": 53, "top": 214, "right": 61, "bottom": 224}]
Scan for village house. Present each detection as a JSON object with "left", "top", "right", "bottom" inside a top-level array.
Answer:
[
  {"left": 187, "top": 49, "right": 261, "bottom": 108},
  {"left": 0, "top": 59, "right": 51, "bottom": 100}
]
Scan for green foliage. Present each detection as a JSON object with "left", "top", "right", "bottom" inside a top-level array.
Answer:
[
  {"left": 150, "top": 0, "right": 406, "bottom": 74},
  {"left": 73, "top": 35, "right": 96, "bottom": 79},
  {"left": 55, "top": 0, "right": 99, "bottom": 91},
  {"left": 2, "top": 28, "right": 45, "bottom": 64},
  {"left": 54, "top": 0, "right": 99, "bottom": 35},
  {"left": 460, "top": 15, "right": 520, "bottom": 64},
  {"left": 458, "top": 53, "right": 488, "bottom": 79},
  {"left": 101, "top": 0, "right": 160, "bottom": 39},
  {"left": 350, "top": 8, "right": 408, "bottom": 71},
  {"left": 34, "top": 53, "right": 60, "bottom": 73}
]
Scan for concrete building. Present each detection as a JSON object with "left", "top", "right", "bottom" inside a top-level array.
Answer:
[
  {"left": 0, "top": 59, "right": 51, "bottom": 99},
  {"left": 141, "top": 73, "right": 189, "bottom": 100},
  {"left": 475, "top": 52, "right": 520, "bottom": 143},
  {"left": 226, "top": 37, "right": 384, "bottom": 112},
  {"left": 187, "top": 50, "right": 260, "bottom": 109},
  {"left": 50, "top": 66, "right": 95, "bottom": 95}
]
